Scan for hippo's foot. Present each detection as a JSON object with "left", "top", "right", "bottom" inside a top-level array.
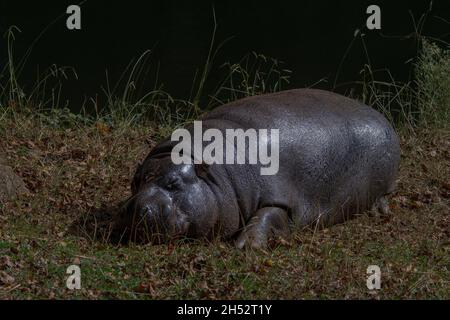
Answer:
[
  {"left": 371, "top": 196, "right": 391, "bottom": 216},
  {"left": 235, "top": 207, "right": 291, "bottom": 250}
]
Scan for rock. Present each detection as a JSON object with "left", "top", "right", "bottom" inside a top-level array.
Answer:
[
  {"left": 0, "top": 164, "right": 28, "bottom": 203},
  {"left": 0, "top": 154, "right": 7, "bottom": 166}
]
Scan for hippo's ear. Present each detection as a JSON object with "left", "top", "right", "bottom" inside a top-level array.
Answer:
[{"left": 194, "top": 162, "right": 210, "bottom": 180}]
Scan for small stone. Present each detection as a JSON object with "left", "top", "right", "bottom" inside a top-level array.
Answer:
[{"left": 0, "top": 165, "right": 28, "bottom": 203}]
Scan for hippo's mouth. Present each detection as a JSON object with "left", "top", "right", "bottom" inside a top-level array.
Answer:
[{"left": 113, "top": 198, "right": 191, "bottom": 244}]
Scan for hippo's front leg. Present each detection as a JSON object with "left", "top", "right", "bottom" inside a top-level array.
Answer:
[{"left": 235, "top": 207, "right": 291, "bottom": 249}]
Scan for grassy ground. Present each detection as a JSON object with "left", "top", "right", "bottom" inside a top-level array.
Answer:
[{"left": 0, "top": 113, "right": 448, "bottom": 299}]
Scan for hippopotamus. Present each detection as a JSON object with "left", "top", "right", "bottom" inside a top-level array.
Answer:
[{"left": 114, "top": 89, "right": 400, "bottom": 249}]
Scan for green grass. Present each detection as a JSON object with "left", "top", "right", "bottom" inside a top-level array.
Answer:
[{"left": 415, "top": 39, "right": 450, "bottom": 128}]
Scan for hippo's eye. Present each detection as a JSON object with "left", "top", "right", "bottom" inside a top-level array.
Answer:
[
  {"left": 144, "top": 174, "right": 155, "bottom": 183},
  {"left": 166, "top": 178, "right": 182, "bottom": 191}
]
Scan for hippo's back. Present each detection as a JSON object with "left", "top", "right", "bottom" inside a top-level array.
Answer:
[
  {"left": 202, "top": 89, "right": 401, "bottom": 225},
  {"left": 204, "top": 89, "right": 388, "bottom": 131}
]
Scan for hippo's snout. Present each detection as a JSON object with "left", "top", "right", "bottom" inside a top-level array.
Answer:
[
  {"left": 127, "top": 188, "right": 172, "bottom": 239},
  {"left": 116, "top": 185, "right": 189, "bottom": 243}
]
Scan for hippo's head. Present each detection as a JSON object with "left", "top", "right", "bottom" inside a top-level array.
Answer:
[{"left": 114, "top": 156, "right": 218, "bottom": 243}]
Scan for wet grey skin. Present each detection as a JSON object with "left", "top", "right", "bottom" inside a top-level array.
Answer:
[{"left": 114, "top": 88, "right": 401, "bottom": 249}]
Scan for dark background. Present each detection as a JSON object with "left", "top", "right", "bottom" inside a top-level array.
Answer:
[{"left": 1, "top": 0, "right": 449, "bottom": 110}]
